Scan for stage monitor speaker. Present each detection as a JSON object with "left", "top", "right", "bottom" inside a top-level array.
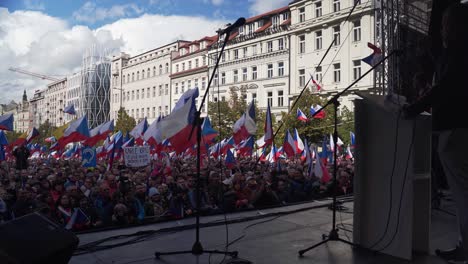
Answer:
[{"left": 0, "top": 212, "right": 79, "bottom": 264}]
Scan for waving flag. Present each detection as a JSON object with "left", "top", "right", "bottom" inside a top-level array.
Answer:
[
  {"left": 293, "top": 128, "right": 304, "bottom": 154},
  {"left": 314, "top": 147, "right": 331, "bottom": 183},
  {"left": 346, "top": 145, "right": 354, "bottom": 160},
  {"left": 144, "top": 116, "right": 162, "bottom": 146},
  {"left": 122, "top": 137, "right": 135, "bottom": 148},
  {"left": 233, "top": 99, "right": 256, "bottom": 144},
  {"left": 0, "top": 113, "right": 14, "bottom": 131},
  {"left": 45, "top": 136, "right": 56, "bottom": 143},
  {"left": 266, "top": 145, "right": 278, "bottom": 163},
  {"left": 237, "top": 136, "right": 254, "bottom": 156},
  {"left": 26, "top": 127, "right": 40, "bottom": 144},
  {"left": 329, "top": 134, "right": 335, "bottom": 152},
  {"left": 202, "top": 117, "right": 218, "bottom": 144},
  {"left": 309, "top": 73, "right": 322, "bottom": 91},
  {"left": 310, "top": 105, "right": 326, "bottom": 119},
  {"left": 65, "top": 208, "right": 89, "bottom": 230},
  {"left": 350, "top": 131, "right": 356, "bottom": 146},
  {"left": 159, "top": 88, "right": 199, "bottom": 153},
  {"left": 130, "top": 118, "right": 148, "bottom": 145},
  {"left": 282, "top": 130, "right": 297, "bottom": 158},
  {"left": 297, "top": 108, "right": 308, "bottom": 122},
  {"left": 63, "top": 104, "right": 76, "bottom": 115},
  {"left": 256, "top": 135, "right": 266, "bottom": 149},
  {"left": 59, "top": 116, "right": 90, "bottom": 148},
  {"left": 263, "top": 102, "right": 273, "bottom": 147},
  {"left": 362, "top": 42, "right": 383, "bottom": 67},
  {"left": 0, "top": 131, "right": 8, "bottom": 145},
  {"left": 225, "top": 149, "right": 236, "bottom": 169},
  {"left": 84, "top": 120, "right": 114, "bottom": 147},
  {"left": 82, "top": 146, "right": 96, "bottom": 168}
]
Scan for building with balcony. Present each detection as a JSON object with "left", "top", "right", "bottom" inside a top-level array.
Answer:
[
  {"left": 45, "top": 78, "right": 67, "bottom": 127},
  {"left": 30, "top": 90, "right": 46, "bottom": 129}
]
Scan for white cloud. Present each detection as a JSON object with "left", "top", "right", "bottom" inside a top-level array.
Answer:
[
  {"left": 248, "top": 0, "right": 289, "bottom": 15},
  {"left": 73, "top": 2, "right": 145, "bottom": 24},
  {"left": 23, "top": 0, "right": 45, "bottom": 11},
  {"left": 211, "top": 0, "right": 224, "bottom": 6},
  {"left": 0, "top": 8, "right": 227, "bottom": 104}
]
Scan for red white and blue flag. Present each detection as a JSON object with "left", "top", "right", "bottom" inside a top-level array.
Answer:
[
  {"left": 202, "top": 117, "right": 218, "bottom": 144},
  {"left": 130, "top": 118, "right": 148, "bottom": 145},
  {"left": 309, "top": 73, "right": 322, "bottom": 91},
  {"left": 263, "top": 102, "right": 273, "bottom": 147},
  {"left": 237, "top": 136, "right": 254, "bottom": 156},
  {"left": 26, "top": 127, "right": 40, "bottom": 144},
  {"left": 233, "top": 99, "right": 256, "bottom": 144},
  {"left": 296, "top": 108, "right": 308, "bottom": 122},
  {"left": 282, "top": 130, "right": 297, "bottom": 158},
  {"left": 0, "top": 113, "right": 13, "bottom": 131},
  {"left": 225, "top": 149, "right": 236, "bottom": 169},
  {"left": 293, "top": 128, "right": 304, "bottom": 154},
  {"left": 59, "top": 116, "right": 90, "bottom": 148},
  {"left": 362, "top": 42, "right": 383, "bottom": 67},
  {"left": 310, "top": 105, "right": 326, "bottom": 119},
  {"left": 144, "top": 116, "right": 162, "bottom": 146},
  {"left": 63, "top": 104, "right": 76, "bottom": 115},
  {"left": 84, "top": 120, "right": 114, "bottom": 147},
  {"left": 350, "top": 131, "right": 356, "bottom": 146}
]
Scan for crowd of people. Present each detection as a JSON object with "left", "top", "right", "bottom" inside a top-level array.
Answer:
[{"left": 0, "top": 151, "right": 354, "bottom": 231}]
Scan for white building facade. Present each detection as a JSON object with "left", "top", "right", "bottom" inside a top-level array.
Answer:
[
  {"left": 110, "top": 41, "right": 189, "bottom": 124},
  {"left": 44, "top": 78, "right": 68, "bottom": 127},
  {"left": 289, "top": 0, "right": 375, "bottom": 111},
  {"left": 207, "top": 7, "right": 292, "bottom": 119},
  {"left": 30, "top": 90, "right": 46, "bottom": 129},
  {"left": 65, "top": 72, "right": 82, "bottom": 123}
]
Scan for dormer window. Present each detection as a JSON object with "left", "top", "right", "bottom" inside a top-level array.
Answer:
[
  {"left": 258, "top": 20, "right": 264, "bottom": 27},
  {"left": 272, "top": 16, "right": 280, "bottom": 27},
  {"left": 239, "top": 26, "right": 244, "bottom": 35}
]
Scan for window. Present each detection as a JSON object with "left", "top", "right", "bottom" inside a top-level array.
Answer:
[
  {"left": 195, "top": 59, "right": 199, "bottom": 68},
  {"left": 147, "top": 68, "right": 150, "bottom": 78},
  {"left": 188, "top": 80, "right": 192, "bottom": 89},
  {"left": 141, "top": 108, "right": 144, "bottom": 118},
  {"left": 267, "top": 41, "right": 273, "bottom": 52},
  {"left": 175, "top": 83, "right": 178, "bottom": 94},
  {"left": 137, "top": 71, "right": 140, "bottom": 80},
  {"left": 159, "top": 85, "right": 163, "bottom": 96},
  {"left": 158, "top": 106, "right": 162, "bottom": 116},
  {"left": 299, "top": 7, "right": 305, "bottom": 22},
  {"left": 136, "top": 109, "right": 139, "bottom": 118},
  {"left": 202, "top": 78, "right": 206, "bottom": 89},
  {"left": 132, "top": 109, "right": 135, "bottom": 117},
  {"left": 181, "top": 82, "right": 185, "bottom": 93},
  {"left": 233, "top": 70, "right": 239, "bottom": 83},
  {"left": 353, "top": 60, "right": 361, "bottom": 80},
  {"left": 165, "top": 106, "right": 168, "bottom": 116},
  {"left": 272, "top": 15, "right": 279, "bottom": 27},
  {"left": 252, "top": 45, "right": 257, "bottom": 55},
  {"left": 282, "top": 12, "right": 289, "bottom": 20},
  {"left": 234, "top": 49, "right": 239, "bottom": 60},
  {"left": 278, "top": 90, "right": 284, "bottom": 107},
  {"left": 239, "top": 26, "right": 244, "bottom": 35},
  {"left": 165, "top": 84, "right": 168, "bottom": 95},
  {"left": 221, "top": 96, "right": 226, "bottom": 102},
  {"left": 127, "top": 74, "right": 130, "bottom": 83},
  {"left": 252, "top": 93, "right": 257, "bottom": 102},
  {"left": 141, "top": 89, "right": 144, "bottom": 99},
  {"left": 147, "top": 87, "right": 150, "bottom": 98},
  {"left": 182, "top": 63, "right": 185, "bottom": 71},
  {"left": 221, "top": 72, "right": 226, "bottom": 84},
  {"left": 315, "top": 2, "right": 322, "bottom": 17},
  {"left": 333, "top": 0, "right": 340, "bottom": 12},
  {"left": 299, "top": 69, "right": 305, "bottom": 86},
  {"left": 123, "top": 75, "right": 126, "bottom": 84},
  {"left": 142, "top": 70, "right": 145, "bottom": 79},
  {"left": 132, "top": 73, "right": 135, "bottom": 82},
  {"left": 267, "top": 92, "right": 273, "bottom": 106},
  {"left": 153, "top": 86, "right": 156, "bottom": 97},
  {"left": 353, "top": 20, "right": 361, "bottom": 42},
  {"left": 299, "top": 35, "right": 306, "bottom": 53},
  {"left": 221, "top": 52, "right": 226, "bottom": 62},
  {"left": 278, "top": 38, "right": 284, "bottom": 50},
  {"left": 187, "top": 61, "right": 191, "bottom": 69},
  {"left": 248, "top": 24, "right": 254, "bottom": 34},
  {"left": 159, "top": 65, "right": 163, "bottom": 74},
  {"left": 202, "top": 56, "right": 206, "bottom": 66},
  {"left": 267, "top": 64, "right": 274, "bottom": 78},
  {"left": 153, "top": 67, "right": 156, "bottom": 76},
  {"left": 136, "top": 90, "right": 139, "bottom": 100},
  {"left": 333, "top": 63, "right": 341, "bottom": 83},
  {"left": 152, "top": 107, "right": 156, "bottom": 118},
  {"left": 147, "top": 107, "right": 150, "bottom": 117},
  {"left": 214, "top": 73, "right": 218, "bottom": 86},
  {"left": 195, "top": 78, "right": 199, "bottom": 89},
  {"left": 127, "top": 91, "right": 130, "bottom": 101},
  {"left": 252, "top": 66, "right": 257, "bottom": 80},
  {"left": 333, "top": 26, "right": 340, "bottom": 45},
  {"left": 315, "top": 66, "right": 322, "bottom": 83},
  {"left": 243, "top": 47, "right": 248, "bottom": 58},
  {"left": 242, "top": 68, "right": 247, "bottom": 81},
  {"left": 315, "top": 30, "right": 322, "bottom": 50},
  {"left": 176, "top": 64, "right": 179, "bottom": 72},
  {"left": 278, "top": 62, "right": 284, "bottom": 76}
]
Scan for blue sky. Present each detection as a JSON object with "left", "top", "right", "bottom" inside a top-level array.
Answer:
[{"left": 0, "top": 0, "right": 289, "bottom": 103}]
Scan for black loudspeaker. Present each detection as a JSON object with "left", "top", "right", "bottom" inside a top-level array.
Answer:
[{"left": 0, "top": 212, "right": 79, "bottom": 264}]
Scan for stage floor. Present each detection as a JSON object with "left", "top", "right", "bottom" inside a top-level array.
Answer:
[{"left": 71, "top": 197, "right": 457, "bottom": 264}]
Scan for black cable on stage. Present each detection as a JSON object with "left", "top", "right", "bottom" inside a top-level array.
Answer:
[
  {"left": 367, "top": 110, "right": 401, "bottom": 250},
  {"left": 374, "top": 120, "right": 416, "bottom": 253}
]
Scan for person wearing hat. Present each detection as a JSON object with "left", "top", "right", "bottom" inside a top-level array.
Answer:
[{"left": 147, "top": 187, "right": 166, "bottom": 218}]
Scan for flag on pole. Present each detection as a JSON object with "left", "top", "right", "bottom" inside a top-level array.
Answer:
[
  {"left": 309, "top": 73, "right": 322, "bottom": 91},
  {"left": 143, "top": 116, "right": 162, "bottom": 146},
  {"left": 202, "top": 117, "right": 218, "bottom": 144},
  {"left": 58, "top": 116, "right": 90, "bottom": 148},
  {"left": 296, "top": 108, "right": 308, "bottom": 122},
  {"left": 26, "top": 127, "right": 40, "bottom": 144},
  {"left": 282, "top": 130, "right": 297, "bottom": 158},
  {"left": 293, "top": 128, "right": 304, "bottom": 154},
  {"left": 350, "top": 131, "right": 356, "bottom": 146},
  {"left": 263, "top": 102, "right": 273, "bottom": 147},
  {"left": 0, "top": 113, "right": 14, "bottom": 131},
  {"left": 310, "top": 105, "right": 326, "bottom": 119},
  {"left": 362, "top": 42, "right": 383, "bottom": 67},
  {"left": 130, "top": 118, "right": 148, "bottom": 145},
  {"left": 233, "top": 99, "right": 256, "bottom": 144},
  {"left": 63, "top": 104, "right": 76, "bottom": 115},
  {"left": 225, "top": 149, "right": 236, "bottom": 169}
]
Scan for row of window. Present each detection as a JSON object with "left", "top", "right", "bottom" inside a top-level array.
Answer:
[
  {"left": 212, "top": 38, "right": 286, "bottom": 64},
  {"left": 238, "top": 12, "right": 289, "bottom": 35},
  {"left": 213, "top": 61, "right": 286, "bottom": 86},
  {"left": 122, "top": 63, "right": 170, "bottom": 84},
  {"left": 175, "top": 57, "right": 206, "bottom": 73},
  {"left": 298, "top": 20, "right": 361, "bottom": 53},
  {"left": 174, "top": 77, "right": 206, "bottom": 95},
  {"left": 297, "top": 60, "right": 362, "bottom": 86},
  {"left": 298, "top": 0, "right": 361, "bottom": 22},
  {"left": 122, "top": 106, "right": 170, "bottom": 120},
  {"left": 112, "top": 84, "right": 169, "bottom": 104}
]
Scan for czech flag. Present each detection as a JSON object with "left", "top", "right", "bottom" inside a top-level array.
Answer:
[
  {"left": 346, "top": 145, "right": 354, "bottom": 160},
  {"left": 293, "top": 128, "right": 304, "bottom": 154},
  {"left": 202, "top": 117, "right": 218, "bottom": 144},
  {"left": 237, "top": 136, "right": 254, "bottom": 156},
  {"left": 0, "top": 131, "right": 8, "bottom": 145},
  {"left": 225, "top": 149, "right": 236, "bottom": 169},
  {"left": 310, "top": 105, "right": 326, "bottom": 119},
  {"left": 59, "top": 116, "right": 90, "bottom": 148},
  {"left": 159, "top": 88, "right": 199, "bottom": 153},
  {"left": 63, "top": 104, "right": 76, "bottom": 115},
  {"left": 233, "top": 99, "right": 257, "bottom": 144},
  {"left": 130, "top": 118, "right": 148, "bottom": 145},
  {"left": 309, "top": 73, "right": 322, "bottom": 91},
  {"left": 26, "top": 127, "right": 40, "bottom": 144},
  {"left": 263, "top": 102, "right": 273, "bottom": 147},
  {"left": 144, "top": 116, "right": 162, "bottom": 146},
  {"left": 0, "top": 113, "right": 14, "bottom": 131},
  {"left": 84, "top": 120, "right": 114, "bottom": 147},
  {"left": 266, "top": 145, "right": 279, "bottom": 163},
  {"left": 314, "top": 147, "right": 331, "bottom": 183},
  {"left": 45, "top": 136, "right": 56, "bottom": 143},
  {"left": 362, "top": 42, "right": 382, "bottom": 67},
  {"left": 282, "top": 130, "right": 297, "bottom": 158},
  {"left": 297, "top": 108, "right": 308, "bottom": 122}
]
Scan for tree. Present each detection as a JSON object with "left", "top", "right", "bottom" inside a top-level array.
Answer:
[
  {"left": 115, "top": 107, "right": 136, "bottom": 134},
  {"left": 32, "top": 120, "right": 56, "bottom": 144}
]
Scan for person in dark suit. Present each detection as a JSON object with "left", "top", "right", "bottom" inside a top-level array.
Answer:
[
  {"left": 404, "top": 3, "right": 468, "bottom": 264},
  {"left": 12, "top": 145, "right": 30, "bottom": 170}
]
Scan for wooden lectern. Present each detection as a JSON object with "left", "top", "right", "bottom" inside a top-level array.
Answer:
[{"left": 352, "top": 93, "right": 432, "bottom": 260}]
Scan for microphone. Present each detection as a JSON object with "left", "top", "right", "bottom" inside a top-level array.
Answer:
[{"left": 217, "top": 17, "right": 246, "bottom": 35}]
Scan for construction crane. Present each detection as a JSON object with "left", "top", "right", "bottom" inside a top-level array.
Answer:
[{"left": 8, "top": 67, "right": 61, "bottom": 82}]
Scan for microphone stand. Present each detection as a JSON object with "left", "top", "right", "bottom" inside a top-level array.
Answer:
[
  {"left": 155, "top": 20, "right": 242, "bottom": 261},
  {"left": 298, "top": 49, "right": 399, "bottom": 257}
]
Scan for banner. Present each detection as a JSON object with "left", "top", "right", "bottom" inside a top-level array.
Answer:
[
  {"left": 82, "top": 146, "right": 96, "bottom": 167},
  {"left": 123, "top": 146, "right": 150, "bottom": 167}
]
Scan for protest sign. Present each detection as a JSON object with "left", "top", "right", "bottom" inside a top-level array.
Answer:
[{"left": 123, "top": 146, "right": 150, "bottom": 167}]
